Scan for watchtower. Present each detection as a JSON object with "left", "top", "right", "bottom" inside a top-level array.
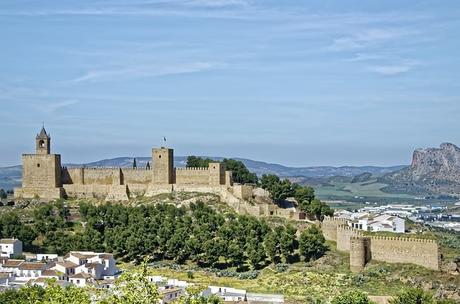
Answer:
[
  {"left": 36, "top": 126, "right": 51, "bottom": 154},
  {"left": 152, "top": 147, "right": 174, "bottom": 184},
  {"left": 15, "top": 126, "right": 63, "bottom": 200},
  {"left": 208, "top": 162, "right": 225, "bottom": 186}
]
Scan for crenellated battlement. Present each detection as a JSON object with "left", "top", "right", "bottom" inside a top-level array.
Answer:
[
  {"left": 369, "top": 235, "right": 437, "bottom": 243},
  {"left": 323, "top": 216, "right": 347, "bottom": 223},
  {"left": 176, "top": 167, "right": 209, "bottom": 171},
  {"left": 324, "top": 219, "right": 441, "bottom": 272},
  {"left": 337, "top": 225, "right": 363, "bottom": 234}
]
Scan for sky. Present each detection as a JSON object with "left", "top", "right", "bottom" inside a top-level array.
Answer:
[{"left": 1, "top": 0, "right": 459, "bottom": 167}]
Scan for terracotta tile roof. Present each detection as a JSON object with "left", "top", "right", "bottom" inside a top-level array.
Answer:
[
  {"left": 2, "top": 259, "right": 24, "bottom": 267},
  {"left": 19, "top": 262, "right": 46, "bottom": 271},
  {"left": 42, "top": 270, "right": 58, "bottom": 277},
  {"left": 70, "top": 272, "right": 92, "bottom": 279},
  {"left": 55, "top": 261, "right": 78, "bottom": 268},
  {"left": 85, "top": 262, "right": 101, "bottom": 269}
]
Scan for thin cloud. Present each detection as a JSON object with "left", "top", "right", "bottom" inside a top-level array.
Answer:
[
  {"left": 329, "top": 28, "right": 419, "bottom": 51},
  {"left": 44, "top": 100, "right": 80, "bottom": 113},
  {"left": 186, "top": 0, "right": 249, "bottom": 7},
  {"left": 72, "top": 62, "right": 220, "bottom": 83},
  {"left": 370, "top": 65, "right": 412, "bottom": 75}
]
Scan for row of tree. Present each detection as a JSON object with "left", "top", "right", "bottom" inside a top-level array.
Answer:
[
  {"left": 186, "top": 156, "right": 258, "bottom": 184},
  {"left": 0, "top": 201, "right": 328, "bottom": 269}
]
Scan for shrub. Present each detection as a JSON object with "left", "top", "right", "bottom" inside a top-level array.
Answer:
[{"left": 331, "top": 290, "right": 372, "bottom": 304}]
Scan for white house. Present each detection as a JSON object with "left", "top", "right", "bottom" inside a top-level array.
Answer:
[
  {"left": 368, "top": 214, "right": 405, "bottom": 233},
  {"left": 338, "top": 211, "right": 406, "bottom": 234},
  {"left": 203, "top": 286, "right": 247, "bottom": 302},
  {"left": 0, "top": 239, "right": 23, "bottom": 258},
  {"left": 68, "top": 272, "right": 93, "bottom": 287},
  {"left": 52, "top": 261, "right": 78, "bottom": 278},
  {"left": 159, "top": 287, "right": 184, "bottom": 304},
  {"left": 66, "top": 252, "right": 118, "bottom": 279},
  {"left": 0, "top": 259, "right": 24, "bottom": 276},
  {"left": 17, "top": 262, "right": 48, "bottom": 280}
]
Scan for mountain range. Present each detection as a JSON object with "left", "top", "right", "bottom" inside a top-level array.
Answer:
[{"left": 0, "top": 156, "right": 406, "bottom": 191}]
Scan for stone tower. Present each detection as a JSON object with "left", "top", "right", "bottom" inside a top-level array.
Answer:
[
  {"left": 152, "top": 147, "right": 174, "bottom": 184},
  {"left": 350, "top": 236, "right": 371, "bottom": 272},
  {"left": 14, "top": 127, "right": 63, "bottom": 200},
  {"left": 36, "top": 126, "right": 51, "bottom": 155},
  {"left": 208, "top": 162, "right": 225, "bottom": 186}
]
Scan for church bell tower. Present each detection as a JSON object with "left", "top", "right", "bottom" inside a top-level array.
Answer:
[{"left": 36, "top": 126, "right": 51, "bottom": 155}]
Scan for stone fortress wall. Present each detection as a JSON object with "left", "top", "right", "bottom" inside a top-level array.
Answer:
[
  {"left": 14, "top": 128, "right": 307, "bottom": 221},
  {"left": 14, "top": 128, "right": 257, "bottom": 203},
  {"left": 321, "top": 217, "right": 440, "bottom": 272}
]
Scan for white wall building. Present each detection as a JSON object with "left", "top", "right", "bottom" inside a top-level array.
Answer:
[
  {"left": 0, "top": 239, "right": 23, "bottom": 258},
  {"left": 337, "top": 211, "right": 406, "bottom": 234}
]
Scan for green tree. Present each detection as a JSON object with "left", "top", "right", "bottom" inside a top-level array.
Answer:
[
  {"left": 186, "top": 156, "right": 213, "bottom": 168},
  {"left": 246, "top": 237, "right": 265, "bottom": 269},
  {"left": 293, "top": 185, "right": 315, "bottom": 205},
  {"left": 260, "top": 174, "right": 281, "bottom": 191},
  {"left": 279, "top": 225, "right": 296, "bottom": 263},
  {"left": 389, "top": 288, "right": 434, "bottom": 304},
  {"left": 305, "top": 199, "right": 333, "bottom": 221},
  {"left": 260, "top": 174, "right": 294, "bottom": 202},
  {"left": 43, "top": 280, "right": 91, "bottom": 304},
  {"left": 263, "top": 230, "right": 279, "bottom": 264},
  {"left": 222, "top": 158, "right": 258, "bottom": 184},
  {"left": 0, "top": 188, "right": 7, "bottom": 199},
  {"left": 299, "top": 225, "right": 327, "bottom": 261},
  {"left": 100, "top": 262, "right": 159, "bottom": 304},
  {"left": 331, "top": 290, "right": 372, "bottom": 304}
]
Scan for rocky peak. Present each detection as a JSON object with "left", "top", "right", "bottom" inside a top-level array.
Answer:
[{"left": 383, "top": 143, "right": 460, "bottom": 195}]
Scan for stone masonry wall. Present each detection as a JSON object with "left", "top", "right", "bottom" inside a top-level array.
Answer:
[
  {"left": 370, "top": 236, "right": 439, "bottom": 270},
  {"left": 122, "top": 168, "right": 152, "bottom": 185},
  {"left": 175, "top": 168, "right": 210, "bottom": 185},
  {"left": 82, "top": 168, "right": 120, "bottom": 185},
  {"left": 321, "top": 217, "right": 347, "bottom": 242},
  {"left": 22, "top": 154, "right": 61, "bottom": 188},
  {"left": 320, "top": 218, "right": 439, "bottom": 271},
  {"left": 336, "top": 226, "right": 364, "bottom": 252}
]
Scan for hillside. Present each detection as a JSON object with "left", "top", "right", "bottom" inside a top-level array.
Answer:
[
  {"left": 0, "top": 157, "right": 405, "bottom": 191},
  {"left": 381, "top": 143, "right": 460, "bottom": 196}
]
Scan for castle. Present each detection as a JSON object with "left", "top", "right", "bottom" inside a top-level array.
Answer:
[
  {"left": 321, "top": 217, "right": 440, "bottom": 272},
  {"left": 14, "top": 127, "right": 252, "bottom": 202}
]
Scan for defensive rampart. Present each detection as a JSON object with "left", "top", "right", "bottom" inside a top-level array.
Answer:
[
  {"left": 175, "top": 167, "right": 210, "bottom": 185},
  {"left": 321, "top": 217, "right": 347, "bottom": 242},
  {"left": 370, "top": 236, "right": 439, "bottom": 270},
  {"left": 321, "top": 217, "right": 440, "bottom": 271}
]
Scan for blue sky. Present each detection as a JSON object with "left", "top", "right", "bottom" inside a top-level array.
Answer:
[{"left": 1, "top": 0, "right": 459, "bottom": 167}]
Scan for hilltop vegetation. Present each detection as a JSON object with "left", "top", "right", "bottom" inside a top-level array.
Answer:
[{"left": 0, "top": 199, "right": 327, "bottom": 271}]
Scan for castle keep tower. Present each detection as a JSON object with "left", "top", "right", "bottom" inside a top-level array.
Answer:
[
  {"left": 15, "top": 127, "right": 63, "bottom": 200},
  {"left": 152, "top": 147, "right": 174, "bottom": 184}
]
